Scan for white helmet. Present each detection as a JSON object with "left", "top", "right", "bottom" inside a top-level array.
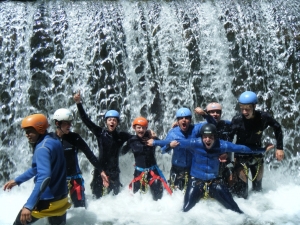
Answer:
[{"left": 53, "top": 108, "right": 73, "bottom": 121}]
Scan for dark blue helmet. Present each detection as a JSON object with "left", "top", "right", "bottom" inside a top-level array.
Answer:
[{"left": 199, "top": 123, "right": 217, "bottom": 136}]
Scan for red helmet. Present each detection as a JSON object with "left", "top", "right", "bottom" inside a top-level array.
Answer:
[
  {"left": 132, "top": 117, "right": 148, "bottom": 128},
  {"left": 21, "top": 114, "right": 49, "bottom": 134},
  {"left": 206, "top": 102, "right": 222, "bottom": 112}
]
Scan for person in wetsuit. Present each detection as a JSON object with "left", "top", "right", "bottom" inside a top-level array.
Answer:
[
  {"left": 3, "top": 114, "right": 70, "bottom": 225},
  {"left": 53, "top": 108, "right": 102, "bottom": 207},
  {"left": 229, "top": 91, "right": 284, "bottom": 199},
  {"left": 73, "top": 91, "right": 132, "bottom": 199},
  {"left": 121, "top": 117, "right": 171, "bottom": 200}
]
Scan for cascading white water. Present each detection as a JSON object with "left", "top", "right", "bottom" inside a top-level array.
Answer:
[{"left": 0, "top": 1, "right": 299, "bottom": 224}]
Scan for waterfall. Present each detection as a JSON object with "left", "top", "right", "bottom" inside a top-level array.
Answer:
[{"left": 0, "top": 1, "right": 299, "bottom": 224}]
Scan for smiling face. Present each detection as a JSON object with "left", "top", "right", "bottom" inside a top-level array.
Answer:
[
  {"left": 133, "top": 125, "right": 147, "bottom": 138},
  {"left": 239, "top": 104, "right": 255, "bottom": 119},
  {"left": 202, "top": 134, "right": 215, "bottom": 149},
  {"left": 106, "top": 117, "right": 118, "bottom": 132},
  {"left": 177, "top": 116, "right": 191, "bottom": 132},
  {"left": 24, "top": 127, "right": 40, "bottom": 144}
]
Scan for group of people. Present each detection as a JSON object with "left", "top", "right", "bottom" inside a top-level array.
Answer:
[{"left": 2, "top": 90, "right": 284, "bottom": 224}]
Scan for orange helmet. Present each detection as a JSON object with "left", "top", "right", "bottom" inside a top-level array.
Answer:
[
  {"left": 21, "top": 114, "right": 49, "bottom": 134},
  {"left": 132, "top": 117, "right": 148, "bottom": 128},
  {"left": 206, "top": 102, "right": 222, "bottom": 112}
]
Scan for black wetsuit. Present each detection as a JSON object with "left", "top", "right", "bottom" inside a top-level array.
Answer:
[
  {"left": 229, "top": 110, "right": 283, "bottom": 198},
  {"left": 76, "top": 103, "right": 132, "bottom": 199},
  {"left": 122, "top": 133, "right": 164, "bottom": 201},
  {"left": 56, "top": 132, "right": 101, "bottom": 207}
]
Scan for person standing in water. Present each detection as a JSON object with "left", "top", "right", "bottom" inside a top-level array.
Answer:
[
  {"left": 3, "top": 114, "right": 70, "bottom": 225},
  {"left": 73, "top": 91, "right": 133, "bottom": 199},
  {"left": 229, "top": 91, "right": 284, "bottom": 199},
  {"left": 53, "top": 108, "right": 102, "bottom": 207},
  {"left": 122, "top": 117, "right": 172, "bottom": 200}
]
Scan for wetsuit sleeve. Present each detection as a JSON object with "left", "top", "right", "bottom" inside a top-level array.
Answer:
[
  {"left": 263, "top": 113, "right": 284, "bottom": 150},
  {"left": 76, "top": 103, "right": 103, "bottom": 135},
  {"left": 72, "top": 133, "right": 102, "bottom": 171},
  {"left": 121, "top": 140, "right": 131, "bottom": 155},
  {"left": 14, "top": 168, "right": 36, "bottom": 185},
  {"left": 202, "top": 114, "right": 217, "bottom": 125},
  {"left": 24, "top": 147, "right": 52, "bottom": 210}
]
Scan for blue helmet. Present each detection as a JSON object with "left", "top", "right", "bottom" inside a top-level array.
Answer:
[
  {"left": 238, "top": 91, "right": 258, "bottom": 104},
  {"left": 176, "top": 107, "right": 192, "bottom": 118},
  {"left": 105, "top": 110, "right": 120, "bottom": 121}
]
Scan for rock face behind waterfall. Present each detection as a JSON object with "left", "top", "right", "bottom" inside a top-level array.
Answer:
[{"left": 0, "top": 0, "right": 299, "bottom": 180}]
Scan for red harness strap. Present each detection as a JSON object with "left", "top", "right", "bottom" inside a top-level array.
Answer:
[
  {"left": 128, "top": 171, "right": 172, "bottom": 195},
  {"left": 149, "top": 171, "right": 172, "bottom": 195},
  {"left": 70, "top": 180, "right": 84, "bottom": 200},
  {"left": 129, "top": 172, "right": 146, "bottom": 190}
]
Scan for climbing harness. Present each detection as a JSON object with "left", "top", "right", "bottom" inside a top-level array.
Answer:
[
  {"left": 241, "top": 157, "right": 262, "bottom": 182},
  {"left": 202, "top": 181, "right": 212, "bottom": 200},
  {"left": 129, "top": 165, "right": 172, "bottom": 195}
]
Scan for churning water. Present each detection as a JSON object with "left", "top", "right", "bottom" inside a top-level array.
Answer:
[{"left": 0, "top": 0, "right": 299, "bottom": 224}]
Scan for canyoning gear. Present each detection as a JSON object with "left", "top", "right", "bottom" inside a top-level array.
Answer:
[
  {"left": 132, "top": 117, "right": 148, "bottom": 128},
  {"left": 21, "top": 114, "right": 49, "bottom": 134},
  {"left": 128, "top": 165, "right": 172, "bottom": 198},
  {"left": 76, "top": 103, "right": 132, "bottom": 199},
  {"left": 67, "top": 174, "right": 85, "bottom": 207},
  {"left": 53, "top": 108, "right": 73, "bottom": 122},
  {"left": 183, "top": 177, "right": 243, "bottom": 213},
  {"left": 105, "top": 110, "right": 120, "bottom": 121},
  {"left": 14, "top": 133, "right": 68, "bottom": 210},
  {"left": 238, "top": 91, "right": 258, "bottom": 104},
  {"left": 54, "top": 131, "right": 101, "bottom": 207},
  {"left": 176, "top": 107, "right": 192, "bottom": 118},
  {"left": 122, "top": 130, "right": 169, "bottom": 200},
  {"left": 229, "top": 110, "right": 282, "bottom": 198},
  {"left": 206, "top": 102, "right": 222, "bottom": 112},
  {"left": 199, "top": 123, "right": 217, "bottom": 136},
  {"left": 169, "top": 166, "right": 189, "bottom": 192}
]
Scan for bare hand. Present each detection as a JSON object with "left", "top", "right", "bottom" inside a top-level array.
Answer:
[
  {"left": 265, "top": 144, "right": 274, "bottom": 152},
  {"left": 101, "top": 171, "right": 109, "bottom": 188},
  {"left": 194, "top": 107, "right": 207, "bottom": 116},
  {"left": 147, "top": 139, "right": 154, "bottom": 146},
  {"left": 73, "top": 91, "right": 81, "bottom": 104},
  {"left": 276, "top": 149, "right": 284, "bottom": 161},
  {"left": 169, "top": 140, "right": 179, "bottom": 148},
  {"left": 219, "top": 153, "right": 228, "bottom": 162},
  {"left": 3, "top": 180, "right": 17, "bottom": 191},
  {"left": 171, "top": 121, "right": 178, "bottom": 128},
  {"left": 20, "top": 207, "right": 32, "bottom": 225}
]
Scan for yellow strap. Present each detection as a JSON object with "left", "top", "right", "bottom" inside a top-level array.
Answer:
[{"left": 31, "top": 197, "right": 71, "bottom": 219}]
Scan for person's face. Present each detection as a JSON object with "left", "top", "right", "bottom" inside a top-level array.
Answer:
[
  {"left": 202, "top": 134, "right": 215, "bottom": 149},
  {"left": 239, "top": 104, "right": 255, "bottom": 119},
  {"left": 24, "top": 127, "right": 40, "bottom": 144},
  {"left": 207, "top": 110, "right": 221, "bottom": 122},
  {"left": 106, "top": 117, "right": 118, "bottom": 132},
  {"left": 60, "top": 121, "right": 72, "bottom": 134},
  {"left": 133, "top": 125, "right": 147, "bottom": 138},
  {"left": 177, "top": 116, "right": 191, "bottom": 132}
]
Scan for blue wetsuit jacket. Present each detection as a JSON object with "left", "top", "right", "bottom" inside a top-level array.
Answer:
[
  {"left": 15, "top": 133, "right": 67, "bottom": 210},
  {"left": 177, "top": 138, "right": 265, "bottom": 180},
  {"left": 153, "top": 123, "right": 205, "bottom": 169}
]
